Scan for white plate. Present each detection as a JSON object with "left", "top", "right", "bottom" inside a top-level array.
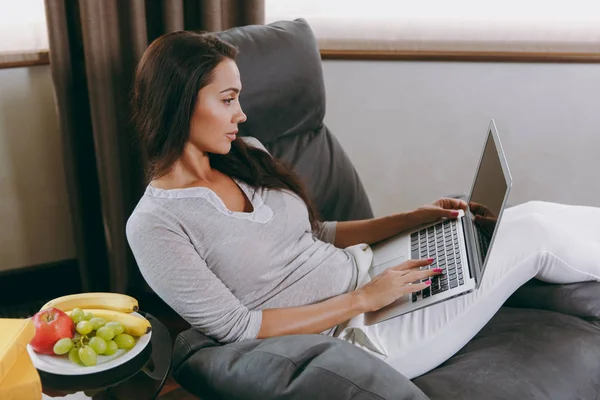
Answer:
[{"left": 27, "top": 312, "right": 152, "bottom": 375}]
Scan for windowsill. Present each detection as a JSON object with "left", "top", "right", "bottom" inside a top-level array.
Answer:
[
  {"left": 319, "top": 49, "right": 600, "bottom": 63},
  {"left": 0, "top": 51, "right": 50, "bottom": 69},
  {"left": 287, "top": 17, "right": 600, "bottom": 62}
]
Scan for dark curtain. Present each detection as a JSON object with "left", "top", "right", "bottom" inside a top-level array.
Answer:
[{"left": 44, "top": 0, "right": 264, "bottom": 295}]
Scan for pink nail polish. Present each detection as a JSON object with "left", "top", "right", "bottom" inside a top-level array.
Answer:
[
  {"left": 428, "top": 258, "right": 435, "bottom": 262},
  {"left": 425, "top": 280, "right": 432, "bottom": 285},
  {"left": 451, "top": 211, "right": 459, "bottom": 217},
  {"left": 433, "top": 268, "right": 443, "bottom": 273}
]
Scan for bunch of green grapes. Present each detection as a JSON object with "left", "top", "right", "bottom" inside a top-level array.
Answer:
[{"left": 52, "top": 308, "right": 137, "bottom": 367}]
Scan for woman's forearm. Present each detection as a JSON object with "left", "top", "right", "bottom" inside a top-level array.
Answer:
[
  {"left": 333, "top": 212, "right": 415, "bottom": 248},
  {"left": 257, "top": 291, "right": 367, "bottom": 339}
]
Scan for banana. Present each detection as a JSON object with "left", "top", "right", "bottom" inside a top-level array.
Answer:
[
  {"left": 67, "top": 308, "right": 152, "bottom": 336},
  {"left": 40, "top": 292, "right": 139, "bottom": 314}
]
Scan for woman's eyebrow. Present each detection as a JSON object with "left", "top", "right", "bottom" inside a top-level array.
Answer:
[{"left": 219, "top": 87, "right": 241, "bottom": 94}]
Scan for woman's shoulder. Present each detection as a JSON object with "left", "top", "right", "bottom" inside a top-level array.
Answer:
[
  {"left": 126, "top": 194, "right": 177, "bottom": 237},
  {"left": 126, "top": 187, "right": 222, "bottom": 240}
]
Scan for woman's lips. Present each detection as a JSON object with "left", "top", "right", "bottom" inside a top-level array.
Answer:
[{"left": 226, "top": 130, "right": 238, "bottom": 141}]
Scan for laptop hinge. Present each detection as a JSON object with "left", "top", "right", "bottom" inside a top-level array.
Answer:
[{"left": 461, "top": 215, "right": 481, "bottom": 282}]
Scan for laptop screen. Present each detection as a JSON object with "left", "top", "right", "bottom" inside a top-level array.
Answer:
[{"left": 467, "top": 129, "right": 508, "bottom": 264}]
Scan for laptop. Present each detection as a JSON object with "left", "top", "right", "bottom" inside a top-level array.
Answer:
[{"left": 364, "top": 119, "right": 513, "bottom": 325}]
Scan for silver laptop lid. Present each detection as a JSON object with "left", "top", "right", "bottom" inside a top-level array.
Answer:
[{"left": 462, "top": 120, "right": 513, "bottom": 287}]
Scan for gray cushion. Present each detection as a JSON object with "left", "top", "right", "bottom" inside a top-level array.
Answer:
[
  {"left": 217, "top": 19, "right": 373, "bottom": 221},
  {"left": 267, "top": 127, "right": 374, "bottom": 221},
  {"left": 173, "top": 330, "right": 428, "bottom": 400},
  {"left": 218, "top": 19, "right": 325, "bottom": 144},
  {"left": 412, "top": 307, "right": 600, "bottom": 400},
  {"left": 505, "top": 279, "right": 600, "bottom": 320}
]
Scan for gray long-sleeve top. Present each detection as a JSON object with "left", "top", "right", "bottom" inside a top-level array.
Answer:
[{"left": 126, "top": 138, "right": 358, "bottom": 344}]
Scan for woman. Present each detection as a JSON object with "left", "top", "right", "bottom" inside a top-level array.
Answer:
[{"left": 126, "top": 31, "right": 600, "bottom": 379}]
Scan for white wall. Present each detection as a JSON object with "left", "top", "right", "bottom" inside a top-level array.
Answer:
[
  {"left": 2, "top": 60, "right": 600, "bottom": 270},
  {"left": 0, "top": 65, "right": 75, "bottom": 271},
  {"left": 322, "top": 60, "right": 600, "bottom": 217}
]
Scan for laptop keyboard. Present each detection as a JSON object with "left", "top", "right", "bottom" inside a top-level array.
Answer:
[{"left": 410, "top": 219, "right": 465, "bottom": 301}]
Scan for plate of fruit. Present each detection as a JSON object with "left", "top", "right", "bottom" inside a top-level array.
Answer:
[{"left": 26, "top": 292, "right": 152, "bottom": 375}]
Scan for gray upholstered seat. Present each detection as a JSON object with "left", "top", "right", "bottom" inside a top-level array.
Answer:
[{"left": 170, "top": 19, "right": 600, "bottom": 400}]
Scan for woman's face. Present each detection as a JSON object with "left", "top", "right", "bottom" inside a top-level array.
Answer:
[{"left": 189, "top": 58, "right": 247, "bottom": 154}]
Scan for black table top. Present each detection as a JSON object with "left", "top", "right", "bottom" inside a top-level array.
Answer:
[{"left": 39, "top": 312, "right": 172, "bottom": 400}]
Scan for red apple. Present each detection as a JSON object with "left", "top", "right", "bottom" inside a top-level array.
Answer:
[{"left": 30, "top": 307, "right": 75, "bottom": 355}]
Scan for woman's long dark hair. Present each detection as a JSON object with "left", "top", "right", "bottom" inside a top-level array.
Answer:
[{"left": 131, "top": 31, "right": 320, "bottom": 230}]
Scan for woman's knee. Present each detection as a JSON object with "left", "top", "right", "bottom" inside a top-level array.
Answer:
[{"left": 491, "top": 213, "right": 554, "bottom": 278}]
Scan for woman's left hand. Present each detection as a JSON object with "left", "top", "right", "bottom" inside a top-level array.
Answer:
[{"left": 409, "top": 197, "right": 468, "bottom": 227}]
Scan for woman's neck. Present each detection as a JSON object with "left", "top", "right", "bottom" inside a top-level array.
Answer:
[{"left": 152, "top": 144, "right": 216, "bottom": 189}]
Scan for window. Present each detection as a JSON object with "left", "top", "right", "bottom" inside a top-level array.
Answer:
[
  {"left": 265, "top": 0, "right": 600, "bottom": 58},
  {"left": 0, "top": 0, "right": 48, "bottom": 67},
  {"left": 266, "top": 0, "right": 600, "bottom": 21}
]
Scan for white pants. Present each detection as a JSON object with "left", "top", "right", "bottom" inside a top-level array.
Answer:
[{"left": 334, "top": 201, "right": 600, "bottom": 379}]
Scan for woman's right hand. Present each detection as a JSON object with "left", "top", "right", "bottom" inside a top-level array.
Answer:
[{"left": 355, "top": 258, "right": 442, "bottom": 313}]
